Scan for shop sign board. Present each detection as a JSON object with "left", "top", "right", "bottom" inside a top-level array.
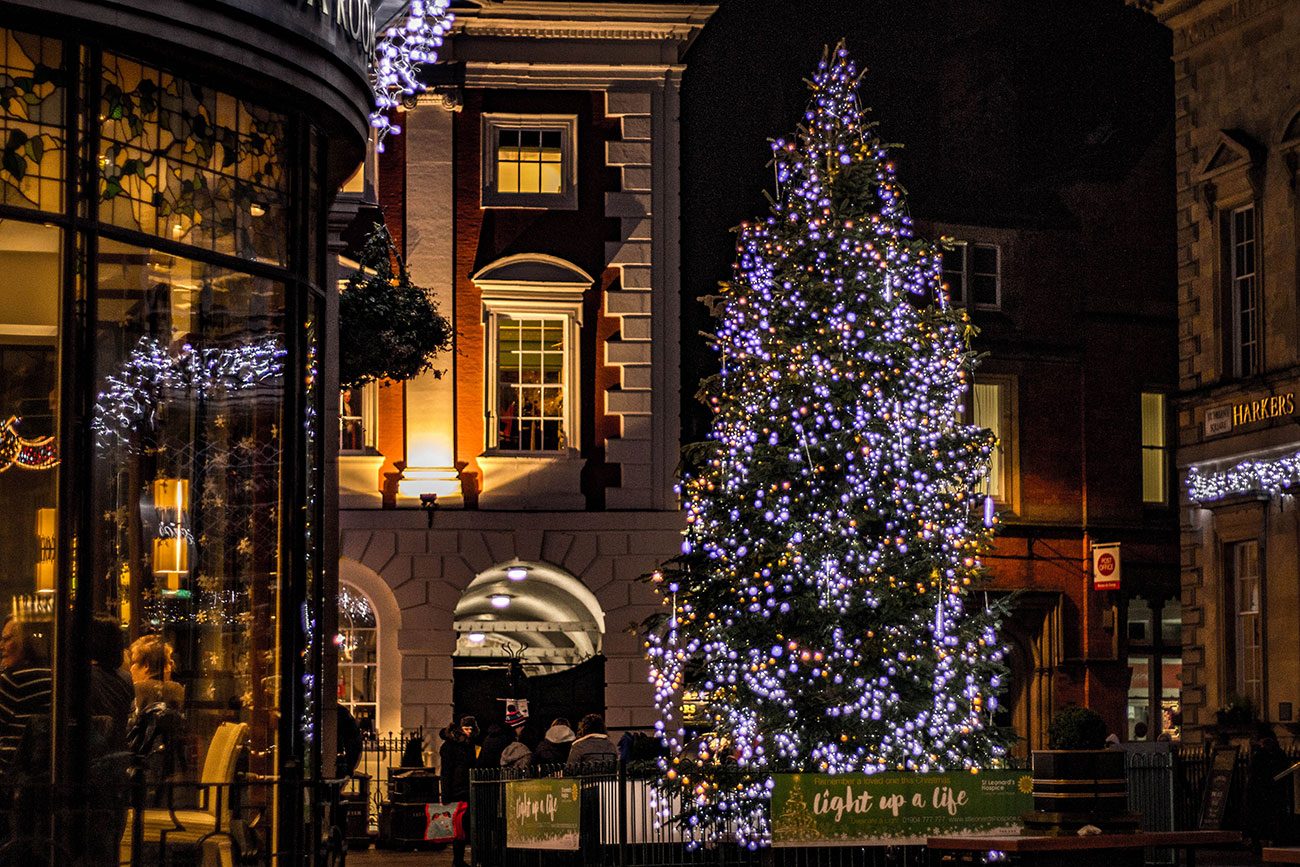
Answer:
[
  {"left": 506, "top": 778, "right": 581, "bottom": 850},
  {"left": 1204, "top": 405, "right": 1233, "bottom": 438},
  {"left": 770, "top": 771, "right": 1032, "bottom": 846},
  {"left": 291, "top": 0, "right": 377, "bottom": 55},
  {"left": 1092, "top": 542, "right": 1121, "bottom": 591}
]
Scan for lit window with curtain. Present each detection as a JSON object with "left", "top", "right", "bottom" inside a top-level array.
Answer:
[
  {"left": 973, "top": 380, "right": 1008, "bottom": 501},
  {"left": 1140, "top": 392, "right": 1168, "bottom": 504}
]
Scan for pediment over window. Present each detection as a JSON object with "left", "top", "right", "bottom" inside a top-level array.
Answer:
[
  {"left": 471, "top": 254, "right": 593, "bottom": 293},
  {"left": 1198, "top": 129, "right": 1263, "bottom": 180}
]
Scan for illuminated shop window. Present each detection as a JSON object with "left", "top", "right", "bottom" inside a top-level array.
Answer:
[{"left": 481, "top": 115, "right": 577, "bottom": 210}]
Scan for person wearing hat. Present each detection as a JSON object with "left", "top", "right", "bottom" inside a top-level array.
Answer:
[
  {"left": 500, "top": 700, "right": 531, "bottom": 769},
  {"left": 439, "top": 714, "right": 477, "bottom": 867}
]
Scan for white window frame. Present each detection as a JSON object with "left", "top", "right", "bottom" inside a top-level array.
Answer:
[
  {"left": 482, "top": 293, "right": 583, "bottom": 456},
  {"left": 339, "top": 381, "right": 378, "bottom": 454},
  {"left": 338, "top": 582, "right": 380, "bottom": 732},
  {"left": 1229, "top": 204, "right": 1260, "bottom": 378},
  {"left": 1229, "top": 539, "right": 1263, "bottom": 712},
  {"left": 481, "top": 114, "right": 579, "bottom": 210},
  {"left": 942, "top": 241, "right": 1001, "bottom": 309},
  {"left": 970, "top": 375, "right": 1017, "bottom": 508}
]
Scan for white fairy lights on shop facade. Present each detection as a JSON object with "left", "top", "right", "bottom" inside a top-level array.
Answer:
[
  {"left": 1187, "top": 449, "right": 1300, "bottom": 503},
  {"left": 369, "top": 0, "right": 454, "bottom": 149},
  {"left": 644, "top": 44, "right": 1008, "bottom": 849}
]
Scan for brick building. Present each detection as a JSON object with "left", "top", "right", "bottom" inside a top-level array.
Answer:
[
  {"left": 334, "top": 0, "right": 1181, "bottom": 760},
  {"left": 1150, "top": 0, "right": 1300, "bottom": 744},
  {"left": 678, "top": 0, "right": 1180, "bottom": 753},
  {"left": 335, "top": 1, "right": 714, "bottom": 742}
]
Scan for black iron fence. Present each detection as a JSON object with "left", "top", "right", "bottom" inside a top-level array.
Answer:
[
  {"left": 463, "top": 746, "right": 1298, "bottom": 867},
  {"left": 469, "top": 763, "right": 928, "bottom": 867}
]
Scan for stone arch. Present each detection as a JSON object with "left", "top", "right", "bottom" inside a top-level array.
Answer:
[
  {"left": 453, "top": 559, "right": 605, "bottom": 672},
  {"left": 340, "top": 557, "right": 403, "bottom": 737}
]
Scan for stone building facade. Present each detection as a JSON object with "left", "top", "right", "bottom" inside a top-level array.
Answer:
[
  {"left": 1153, "top": 0, "right": 1300, "bottom": 742},
  {"left": 336, "top": 2, "right": 714, "bottom": 744}
]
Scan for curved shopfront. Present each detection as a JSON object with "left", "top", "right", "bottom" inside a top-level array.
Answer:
[{"left": 0, "top": 1, "right": 366, "bottom": 861}]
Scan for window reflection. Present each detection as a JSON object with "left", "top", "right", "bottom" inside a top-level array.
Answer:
[{"left": 92, "top": 238, "right": 285, "bottom": 785}]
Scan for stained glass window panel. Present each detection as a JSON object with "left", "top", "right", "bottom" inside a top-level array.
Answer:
[{"left": 0, "top": 28, "right": 64, "bottom": 214}]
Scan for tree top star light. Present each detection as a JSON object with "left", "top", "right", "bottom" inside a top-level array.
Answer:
[{"left": 645, "top": 43, "right": 1009, "bottom": 849}]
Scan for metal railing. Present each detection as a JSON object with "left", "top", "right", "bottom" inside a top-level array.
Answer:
[
  {"left": 349, "top": 728, "right": 425, "bottom": 831},
  {"left": 469, "top": 763, "right": 927, "bottom": 867}
]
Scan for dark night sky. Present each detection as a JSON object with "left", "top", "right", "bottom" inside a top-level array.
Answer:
[{"left": 676, "top": 0, "right": 1172, "bottom": 439}]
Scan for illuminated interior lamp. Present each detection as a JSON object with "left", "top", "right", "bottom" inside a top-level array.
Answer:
[
  {"left": 153, "top": 478, "right": 190, "bottom": 513},
  {"left": 152, "top": 536, "right": 189, "bottom": 592},
  {"left": 488, "top": 593, "right": 512, "bottom": 610},
  {"left": 34, "top": 507, "right": 55, "bottom": 594},
  {"left": 249, "top": 202, "right": 267, "bottom": 218},
  {"left": 467, "top": 632, "right": 486, "bottom": 644},
  {"left": 505, "top": 565, "right": 528, "bottom": 582}
]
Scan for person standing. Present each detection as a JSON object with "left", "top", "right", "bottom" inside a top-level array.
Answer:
[
  {"left": 531, "top": 718, "right": 575, "bottom": 766},
  {"left": 499, "top": 701, "right": 530, "bottom": 770},
  {"left": 567, "top": 714, "right": 617, "bottom": 766},
  {"left": 439, "top": 715, "right": 477, "bottom": 867}
]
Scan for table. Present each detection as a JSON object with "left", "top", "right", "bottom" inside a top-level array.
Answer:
[{"left": 926, "top": 830, "right": 1242, "bottom": 867}]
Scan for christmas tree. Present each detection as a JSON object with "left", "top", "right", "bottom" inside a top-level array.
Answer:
[{"left": 646, "top": 44, "right": 1009, "bottom": 848}]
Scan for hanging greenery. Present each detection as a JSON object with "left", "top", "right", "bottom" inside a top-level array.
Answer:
[{"left": 339, "top": 223, "right": 451, "bottom": 390}]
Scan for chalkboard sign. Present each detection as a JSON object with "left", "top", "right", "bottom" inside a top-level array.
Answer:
[{"left": 1198, "top": 746, "right": 1239, "bottom": 830}]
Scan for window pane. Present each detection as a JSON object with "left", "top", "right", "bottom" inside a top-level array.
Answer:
[
  {"left": 493, "top": 315, "right": 566, "bottom": 452},
  {"left": 519, "top": 161, "right": 541, "bottom": 194},
  {"left": 541, "top": 130, "right": 561, "bottom": 149},
  {"left": 497, "top": 159, "right": 519, "bottom": 194},
  {"left": 1127, "top": 656, "right": 1151, "bottom": 740},
  {"left": 972, "top": 244, "right": 998, "bottom": 275},
  {"left": 540, "top": 161, "right": 563, "bottom": 194},
  {"left": 1127, "top": 597, "right": 1152, "bottom": 643},
  {"left": 0, "top": 28, "right": 65, "bottom": 214},
  {"left": 971, "top": 274, "right": 998, "bottom": 307},
  {"left": 973, "top": 381, "right": 1003, "bottom": 499},
  {"left": 99, "top": 53, "right": 289, "bottom": 265},
  {"left": 942, "top": 246, "right": 965, "bottom": 303},
  {"left": 93, "top": 239, "right": 286, "bottom": 790},
  {"left": 1160, "top": 600, "right": 1182, "bottom": 645},
  {"left": 0, "top": 218, "right": 60, "bottom": 786}
]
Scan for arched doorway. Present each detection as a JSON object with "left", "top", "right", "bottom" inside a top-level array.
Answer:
[
  {"left": 338, "top": 557, "right": 402, "bottom": 737},
  {"left": 452, "top": 561, "right": 605, "bottom": 742}
]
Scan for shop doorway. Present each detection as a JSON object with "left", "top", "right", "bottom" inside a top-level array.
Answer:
[{"left": 451, "top": 561, "right": 605, "bottom": 742}]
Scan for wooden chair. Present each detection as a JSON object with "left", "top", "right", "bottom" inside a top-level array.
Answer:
[{"left": 120, "top": 721, "right": 249, "bottom": 867}]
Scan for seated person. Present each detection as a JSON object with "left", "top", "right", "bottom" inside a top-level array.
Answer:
[{"left": 128, "top": 634, "right": 184, "bottom": 712}]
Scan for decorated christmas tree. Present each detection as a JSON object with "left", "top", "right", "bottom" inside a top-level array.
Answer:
[{"left": 646, "top": 44, "right": 1009, "bottom": 848}]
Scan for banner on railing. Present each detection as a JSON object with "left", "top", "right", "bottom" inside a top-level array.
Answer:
[
  {"left": 771, "top": 770, "right": 1033, "bottom": 846},
  {"left": 505, "top": 778, "right": 581, "bottom": 850}
]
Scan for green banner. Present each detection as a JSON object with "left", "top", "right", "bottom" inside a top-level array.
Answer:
[
  {"left": 505, "top": 778, "right": 582, "bottom": 850},
  {"left": 771, "top": 770, "right": 1032, "bottom": 846}
]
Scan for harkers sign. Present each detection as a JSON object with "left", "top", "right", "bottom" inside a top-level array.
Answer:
[{"left": 288, "top": 0, "right": 377, "bottom": 58}]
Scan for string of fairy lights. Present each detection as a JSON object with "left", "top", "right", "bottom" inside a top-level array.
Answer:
[
  {"left": 1187, "top": 450, "right": 1300, "bottom": 503},
  {"left": 91, "top": 336, "right": 286, "bottom": 451},
  {"left": 645, "top": 45, "right": 1008, "bottom": 849},
  {"left": 370, "top": 0, "right": 454, "bottom": 150}
]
